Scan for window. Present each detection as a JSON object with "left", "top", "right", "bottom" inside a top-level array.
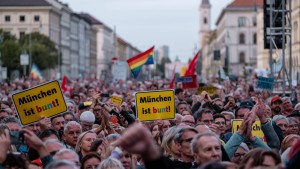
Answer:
[
  {"left": 204, "top": 17, "right": 207, "bottom": 24},
  {"left": 5, "top": 15, "right": 10, "bottom": 22},
  {"left": 239, "top": 52, "right": 245, "bottom": 63},
  {"left": 238, "top": 17, "right": 246, "bottom": 27},
  {"left": 253, "top": 33, "right": 257, "bottom": 44},
  {"left": 34, "top": 15, "right": 40, "bottom": 22},
  {"left": 239, "top": 33, "right": 245, "bottom": 44},
  {"left": 19, "top": 15, "right": 25, "bottom": 22},
  {"left": 19, "top": 32, "right": 25, "bottom": 38},
  {"left": 252, "top": 16, "right": 257, "bottom": 26}
]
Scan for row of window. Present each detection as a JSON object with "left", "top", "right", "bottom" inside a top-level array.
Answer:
[
  {"left": 4, "top": 15, "right": 40, "bottom": 22},
  {"left": 239, "top": 33, "right": 257, "bottom": 44}
]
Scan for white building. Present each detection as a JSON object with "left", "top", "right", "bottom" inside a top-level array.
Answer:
[
  {"left": 215, "top": 0, "right": 263, "bottom": 77},
  {"left": 80, "top": 13, "right": 114, "bottom": 80}
]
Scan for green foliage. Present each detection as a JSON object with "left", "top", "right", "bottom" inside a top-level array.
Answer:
[
  {"left": 0, "top": 40, "right": 22, "bottom": 73},
  {"left": 0, "top": 30, "right": 58, "bottom": 76},
  {"left": 19, "top": 32, "right": 58, "bottom": 70}
]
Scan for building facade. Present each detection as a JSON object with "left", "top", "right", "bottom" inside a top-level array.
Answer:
[{"left": 215, "top": 0, "right": 263, "bottom": 77}]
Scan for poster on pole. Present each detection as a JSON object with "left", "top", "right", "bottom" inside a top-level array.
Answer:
[
  {"left": 112, "top": 61, "right": 128, "bottom": 81},
  {"left": 256, "top": 76, "right": 274, "bottom": 91},
  {"left": 135, "top": 90, "right": 175, "bottom": 121},
  {"left": 12, "top": 80, "right": 67, "bottom": 125}
]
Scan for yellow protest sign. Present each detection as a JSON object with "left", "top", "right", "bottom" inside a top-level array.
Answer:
[
  {"left": 12, "top": 80, "right": 67, "bottom": 125},
  {"left": 198, "top": 86, "right": 217, "bottom": 95},
  {"left": 232, "top": 119, "right": 265, "bottom": 142},
  {"left": 135, "top": 90, "right": 175, "bottom": 121},
  {"left": 111, "top": 96, "right": 123, "bottom": 106}
]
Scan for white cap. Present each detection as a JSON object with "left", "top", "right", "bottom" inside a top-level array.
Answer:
[{"left": 80, "top": 111, "right": 95, "bottom": 123}]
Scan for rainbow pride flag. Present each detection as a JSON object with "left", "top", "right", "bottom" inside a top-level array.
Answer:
[
  {"left": 30, "top": 63, "right": 44, "bottom": 80},
  {"left": 127, "top": 46, "right": 154, "bottom": 78}
]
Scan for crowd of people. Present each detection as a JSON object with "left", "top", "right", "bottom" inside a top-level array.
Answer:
[{"left": 0, "top": 76, "right": 300, "bottom": 169}]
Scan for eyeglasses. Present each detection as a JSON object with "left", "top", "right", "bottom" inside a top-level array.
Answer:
[
  {"left": 215, "top": 121, "right": 226, "bottom": 125},
  {"left": 233, "top": 153, "right": 245, "bottom": 158},
  {"left": 288, "top": 124, "right": 299, "bottom": 128},
  {"left": 182, "top": 138, "right": 193, "bottom": 143},
  {"left": 182, "top": 121, "right": 195, "bottom": 126}
]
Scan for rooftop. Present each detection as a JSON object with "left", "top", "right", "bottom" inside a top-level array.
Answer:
[
  {"left": 0, "top": 0, "right": 51, "bottom": 6},
  {"left": 227, "top": 0, "right": 263, "bottom": 8}
]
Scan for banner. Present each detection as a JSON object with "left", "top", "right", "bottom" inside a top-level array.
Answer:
[
  {"left": 176, "top": 75, "right": 198, "bottom": 89},
  {"left": 135, "top": 90, "right": 175, "bottom": 121},
  {"left": 232, "top": 119, "right": 266, "bottom": 143},
  {"left": 256, "top": 76, "right": 274, "bottom": 91},
  {"left": 112, "top": 61, "right": 128, "bottom": 81},
  {"left": 198, "top": 86, "right": 217, "bottom": 95},
  {"left": 12, "top": 80, "right": 67, "bottom": 125}
]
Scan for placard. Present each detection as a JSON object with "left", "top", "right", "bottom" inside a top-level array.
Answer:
[
  {"left": 111, "top": 96, "right": 123, "bottom": 106},
  {"left": 197, "top": 86, "right": 217, "bottom": 95},
  {"left": 135, "top": 90, "right": 175, "bottom": 121},
  {"left": 12, "top": 80, "right": 67, "bottom": 125},
  {"left": 232, "top": 119, "right": 266, "bottom": 142},
  {"left": 256, "top": 76, "right": 274, "bottom": 91}
]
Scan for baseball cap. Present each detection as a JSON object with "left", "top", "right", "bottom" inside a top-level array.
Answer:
[
  {"left": 235, "top": 100, "right": 254, "bottom": 113},
  {"left": 271, "top": 96, "right": 282, "bottom": 105}
]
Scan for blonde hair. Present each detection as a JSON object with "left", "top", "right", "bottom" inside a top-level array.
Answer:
[
  {"left": 75, "top": 131, "right": 96, "bottom": 152},
  {"left": 280, "top": 134, "right": 300, "bottom": 154},
  {"left": 161, "top": 126, "right": 179, "bottom": 157}
]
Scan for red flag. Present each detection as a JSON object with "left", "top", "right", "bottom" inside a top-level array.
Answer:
[
  {"left": 61, "top": 75, "right": 68, "bottom": 93},
  {"left": 169, "top": 65, "right": 176, "bottom": 89},
  {"left": 185, "top": 51, "right": 199, "bottom": 76}
]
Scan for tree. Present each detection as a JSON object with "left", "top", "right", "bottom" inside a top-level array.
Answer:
[
  {"left": 19, "top": 32, "right": 58, "bottom": 70},
  {"left": 0, "top": 30, "right": 22, "bottom": 77}
]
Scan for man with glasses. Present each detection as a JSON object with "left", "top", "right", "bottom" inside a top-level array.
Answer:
[
  {"left": 181, "top": 115, "right": 195, "bottom": 127},
  {"left": 174, "top": 126, "right": 198, "bottom": 168},
  {"left": 195, "top": 108, "right": 214, "bottom": 125},
  {"left": 213, "top": 114, "right": 226, "bottom": 137}
]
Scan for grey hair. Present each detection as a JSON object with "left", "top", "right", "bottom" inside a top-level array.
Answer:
[
  {"left": 281, "top": 97, "right": 291, "bottom": 102},
  {"left": 0, "top": 116, "right": 21, "bottom": 126},
  {"left": 45, "top": 160, "right": 77, "bottom": 169},
  {"left": 64, "top": 121, "right": 82, "bottom": 134},
  {"left": 287, "top": 117, "right": 299, "bottom": 124},
  {"left": 174, "top": 126, "right": 198, "bottom": 143},
  {"left": 53, "top": 148, "right": 79, "bottom": 162},
  {"left": 295, "top": 103, "right": 300, "bottom": 110},
  {"left": 191, "top": 131, "right": 220, "bottom": 154},
  {"left": 97, "top": 157, "right": 124, "bottom": 169},
  {"left": 273, "top": 115, "right": 288, "bottom": 124},
  {"left": 106, "top": 133, "right": 121, "bottom": 142},
  {"left": 239, "top": 142, "right": 250, "bottom": 152},
  {"left": 221, "top": 111, "right": 235, "bottom": 119},
  {"left": 44, "top": 139, "right": 64, "bottom": 147}
]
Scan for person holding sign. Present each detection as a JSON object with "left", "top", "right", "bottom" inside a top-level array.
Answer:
[{"left": 225, "top": 111, "right": 271, "bottom": 159}]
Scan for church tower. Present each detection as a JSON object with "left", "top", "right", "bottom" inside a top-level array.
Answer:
[{"left": 199, "top": 0, "right": 211, "bottom": 48}]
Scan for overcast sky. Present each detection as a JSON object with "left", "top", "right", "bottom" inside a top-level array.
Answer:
[{"left": 62, "top": 0, "right": 232, "bottom": 63}]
